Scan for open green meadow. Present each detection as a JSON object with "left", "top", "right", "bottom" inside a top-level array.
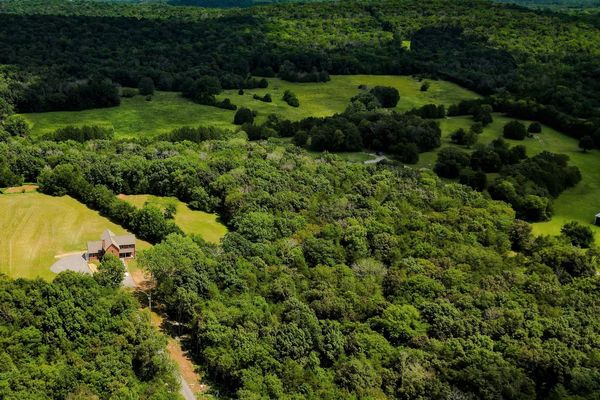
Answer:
[
  {"left": 22, "top": 75, "right": 478, "bottom": 138},
  {"left": 0, "top": 190, "right": 150, "bottom": 280},
  {"left": 416, "top": 113, "right": 600, "bottom": 242},
  {"left": 118, "top": 194, "right": 227, "bottom": 243}
]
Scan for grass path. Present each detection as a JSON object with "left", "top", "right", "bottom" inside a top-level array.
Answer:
[
  {"left": 0, "top": 190, "right": 150, "bottom": 280},
  {"left": 416, "top": 113, "right": 600, "bottom": 242},
  {"left": 23, "top": 75, "right": 478, "bottom": 138}
]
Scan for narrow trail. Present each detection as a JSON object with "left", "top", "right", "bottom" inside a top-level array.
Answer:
[{"left": 131, "top": 269, "right": 207, "bottom": 399}]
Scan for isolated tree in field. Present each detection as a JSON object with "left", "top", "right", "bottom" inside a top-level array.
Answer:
[
  {"left": 420, "top": 81, "right": 430, "bottom": 92},
  {"left": 95, "top": 253, "right": 125, "bottom": 288},
  {"left": 234, "top": 107, "right": 254, "bottom": 125},
  {"left": 503, "top": 120, "right": 527, "bottom": 140},
  {"left": 138, "top": 77, "right": 155, "bottom": 96},
  {"left": 470, "top": 122, "right": 483, "bottom": 134},
  {"left": 579, "top": 135, "right": 594, "bottom": 152},
  {"left": 473, "top": 104, "right": 493, "bottom": 126},
  {"left": 451, "top": 128, "right": 477, "bottom": 147},
  {"left": 528, "top": 122, "right": 542, "bottom": 134},
  {"left": 370, "top": 86, "right": 400, "bottom": 108},
  {"left": 561, "top": 221, "right": 594, "bottom": 248}
]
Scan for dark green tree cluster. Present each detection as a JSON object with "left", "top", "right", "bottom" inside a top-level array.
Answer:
[
  {"left": 52, "top": 125, "right": 114, "bottom": 142},
  {"left": 282, "top": 89, "right": 299, "bottom": 107},
  {"left": 0, "top": 272, "right": 179, "bottom": 399}
]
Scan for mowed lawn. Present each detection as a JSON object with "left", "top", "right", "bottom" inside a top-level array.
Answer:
[
  {"left": 0, "top": 191, "right": 150, "bottom": 280},
  {"left": 23, "top": 75, "right": 478, "bottom": 138},
  {"left": 118, "top": 194, "right": 227, "bottom": 244},
  {"left": 416, "top": 113, "right": 600, "bottom": 242}
]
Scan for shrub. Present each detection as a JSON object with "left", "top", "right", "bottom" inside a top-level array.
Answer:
[
  {"left": 121, "top": 87, "right": 138, "bottom": 98},
  {"left": 138, "top": 77, "right": 155, "bottom": 96},
  {"left": 579, "top": 136, "right": 594, "bottom": 152},
  {"left": 528, "top": 122, "right": 542, "bottom": 134},
  {"left": 283, "top": 90, "right": 300, "bottom": 107},
  {"left": 503, "top": 120, "right": 527, "bottom": 140},
  {"left": 369, "top": 86, "right": 400, "bottom": 108},
  {"left": 3, "top": 115, "right": 30, "bottom": 137},
  {"left": 420, "top": 82, "right": 430, "bottom": 92},
  {"left": 234, "top": 107, "right": 254, "bottom": 125},
  {"left": 561, "top": 221, "right": 594, "bottom": 248}
]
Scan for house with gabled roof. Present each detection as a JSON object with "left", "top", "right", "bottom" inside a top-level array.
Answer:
[{"left": 87, "top": 229, "right": 136, "bottom": 261}]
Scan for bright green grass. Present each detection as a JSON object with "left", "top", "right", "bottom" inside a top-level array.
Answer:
[
  {"left": 416, "top": 113, "right": 600, "bottom": 242},
  {"left": 118, "top": 194, "right": 227, "bottom": 244},
  {"left": 0, "top": 190, "right": 150, "bottom": 280},
  {"left": 22, "top": 75, "right": 478, "bottom": 138},
  {"left": 221, "top": 76, "right": 478, "bottom": 125},
  {"left": 23, "top": 91, "right": 236, "bottom": 139}
]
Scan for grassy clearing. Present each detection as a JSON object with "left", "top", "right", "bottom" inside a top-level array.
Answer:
[
  {"left": 416, "top": 113, "right": 600, "bottom": 242},
  {"left": 117, "top": 194, "right": 227, "bottom": 244},
  {"left": 22, "top": 75, "right": 478, "bottom": 138},
  {"left": 0, "top": 190, "right": 150, "bottom": 280}
]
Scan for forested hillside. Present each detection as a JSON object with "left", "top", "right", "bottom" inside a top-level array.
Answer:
[
  {"left": 1, "top": 0, "right": 600, "bottom": 398},
  {"left": 0, "top": 136, "right": 598, "bottom": 398},
  {"left": 0, "top": 0, "right": 599, "bottom": 147}
]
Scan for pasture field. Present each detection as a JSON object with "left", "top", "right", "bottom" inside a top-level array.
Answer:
[
  {"left": 22, "top": 75, "right": 478, "bottom": 138},
  {"left": 117, "top": 194, "right": 228, "bottom": 244},
  {"left": 0, "top": 190, "right": 150, "bottom": 280},
  {"left": 416, "top": 113, "right": 600, "bottom": 242}
]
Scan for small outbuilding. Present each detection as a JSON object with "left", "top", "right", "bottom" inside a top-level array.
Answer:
[{"left": 596, "top": 213, "right": 600, "bottom": 227}]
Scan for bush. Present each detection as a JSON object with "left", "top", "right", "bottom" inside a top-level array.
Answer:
[
  {"left": 138, "top": 77, "right": 155, "bottom": 96},
  {"left": 95, "top": 253, "right": 125, "bottom": 288},
  {"left": 459, "top": 168, "right": 487, "bottom": 191},
  {"left": 420, "top": 82, "right": 430, "bottom": 92},
  {"left": 283, "top": 90, "right": 300, "bottom": 107},
  {"left": 434, "top": 147, "right": 470, "bottom": 179},
  {"left": 234, "top": 107, "right": 254, "bottom": 125},
  {"left": 121, "top": 87, "right": 138, "bottom": 98},
  {"left": 561, "top": 221, "right": 594, "bottom": 248},
  {"left": 579, "top": 136, "right": 594, "bottom": 152},
  {"left": 3, "top": 115, "right": 30, "bottom": 137},
  {"left": 253, "top": 93, "right": 272, "bottom": 103},
  {"left": 369, "top": 86, "right": 400, "bottom": 108},
  {"left": 503, "top": 120, "right": 527, "bottom": 140},
  {"left": 528, "top": 122, "right": 542, "bottom": 134},
  {"left": 215, "top": 98, "right": 237, "bottom": 110},
  {"left": 450, "top": 128, "right": 477, "bottom": 147}
]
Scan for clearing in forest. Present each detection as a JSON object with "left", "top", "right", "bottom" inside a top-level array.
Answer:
[
  {"left": 0, "top": 190, "right": 149, "bottom": 280},
  {"left": 22, "top": 75, "right": 478, "bottom": 138},
  {"left": 118, "top": 194, "right": 228, "bottom": 244},
  {"left": 416, "top": 113, "right": 600, "bottom": 242}
]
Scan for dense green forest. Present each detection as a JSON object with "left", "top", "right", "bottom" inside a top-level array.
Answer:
[
  {"left": 0, "top": 135, "right": 598, "bottom": 398},
  {"left": 0, "top": 0, "right": 599, "bottom": 146},
  {"left": 1, "top": 0, "right": 600, "bottom": 398},
  {"left": 0, "top": 272, "right": 180, "bottom": 399}
]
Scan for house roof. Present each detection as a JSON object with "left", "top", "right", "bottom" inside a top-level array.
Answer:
[
  {"left": 115, "top": 234, "right": 135, "bottom": 247},
  {"left": 596, "top": 213, "right": 600, "bottom": 218},
  {"left": 88, "top": 230, "right": 136, "bottom": 254},
  {"left": 87, "top": 240, "right": 103, "bottom": 254},
  {"left": 101, "top": 229, "right": 120, "bottom": 249}
]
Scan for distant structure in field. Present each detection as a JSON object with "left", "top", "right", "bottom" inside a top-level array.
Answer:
[
  {"left": 595, "top": 213, "right": 600, "bottom": 226},
  {"left": 87, "top": 229, "right": 136, "bottom": 261}
]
